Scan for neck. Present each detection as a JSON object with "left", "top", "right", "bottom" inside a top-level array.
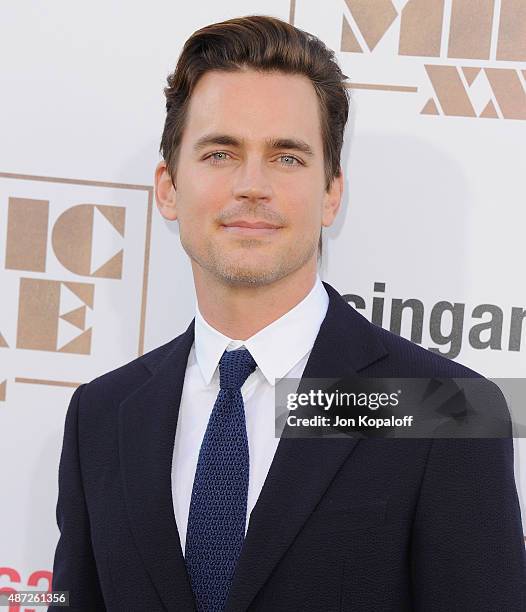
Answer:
[{"left": 193, "top": 262, "right": 319, "bottom": 340}]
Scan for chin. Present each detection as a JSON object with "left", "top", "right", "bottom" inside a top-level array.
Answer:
[{"left": 213, "top": 261, "right": 288, "bottom": 286}]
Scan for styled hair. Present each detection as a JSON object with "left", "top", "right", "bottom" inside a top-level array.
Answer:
[{"left": 160, "top": 14, "right": 350, "bottom": 258}]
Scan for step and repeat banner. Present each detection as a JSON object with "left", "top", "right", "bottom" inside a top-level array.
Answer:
[{"left": 1, "top": 0, "right": 525, "bottom": 600}]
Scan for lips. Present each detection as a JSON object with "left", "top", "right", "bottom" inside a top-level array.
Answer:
[
  {"left": 222, "top": 220, "right": 281, "bottom": 229},
  {"left": 221, "top": 220, "right": 282, "bottom": 236},
  {"left": 222, "top": 219, "right": 281, "bottom": 238}
]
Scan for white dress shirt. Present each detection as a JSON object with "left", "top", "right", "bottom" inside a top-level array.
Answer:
[{"left": 171, "top": 274, "right": 329, "bottom": 554}]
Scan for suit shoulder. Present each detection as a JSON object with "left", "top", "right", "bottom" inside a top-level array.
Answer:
[
  {"left": 83, "top": 334, "right": 183, "bottom": 400},
  {"left": 365, "top": 320, "right": 511, "bottom": 423},
  {"left": 365, "top": 317, "right": 483, "bottom": 379}
]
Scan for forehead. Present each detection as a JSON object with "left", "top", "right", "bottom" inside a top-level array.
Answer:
[{"left": 182, "top": 69, "right": 322, "bottom": 147}]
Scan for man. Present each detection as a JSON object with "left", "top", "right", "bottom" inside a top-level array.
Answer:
[{"left": 49, "top": 14, "right": 526, "bottom": 612}]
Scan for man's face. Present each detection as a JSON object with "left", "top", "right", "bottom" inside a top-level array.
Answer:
[{"left": 156, "top": 68, "right": 342, "bottom": 287}]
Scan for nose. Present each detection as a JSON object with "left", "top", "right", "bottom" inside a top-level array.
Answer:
[{"left": 231, "top": 157, "right": 273, "bottom": 204}]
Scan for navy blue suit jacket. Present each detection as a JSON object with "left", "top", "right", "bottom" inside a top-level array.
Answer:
[{"left": 49, "top": 281, "right": 526, "bottom": 611}]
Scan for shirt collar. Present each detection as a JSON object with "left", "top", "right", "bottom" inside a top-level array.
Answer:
[{"left": 194, "top": 274, "right": 329, "bottom": 386}]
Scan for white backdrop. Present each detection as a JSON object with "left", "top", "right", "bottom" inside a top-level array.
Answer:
[{"left": 1, "top": 0, "right": 525, "bottom": 598}]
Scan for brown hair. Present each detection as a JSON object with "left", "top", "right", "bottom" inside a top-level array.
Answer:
[{"left": 160, "top": 14, "right": 350, "bottom": 257}]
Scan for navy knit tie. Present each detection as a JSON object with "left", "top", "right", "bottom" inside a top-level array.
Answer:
[{"left": 185, "top": 347, "right": 257, "bottom": 612}]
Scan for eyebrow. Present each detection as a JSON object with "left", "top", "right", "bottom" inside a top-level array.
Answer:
[{"left": 192, "top": 133, "right": 315, "bottom": 157}]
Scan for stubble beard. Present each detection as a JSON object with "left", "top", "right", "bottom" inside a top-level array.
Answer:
[{"left": 182, "top": 233, "right": 318, "bottom": 287}]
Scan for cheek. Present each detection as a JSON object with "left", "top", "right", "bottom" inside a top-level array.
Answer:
[
  {"left": 179, "top": 182, "right": 226, "bottom": 225},
  {"left": 178, "top": 159, "right": 228, "bottom": 207},
  {"left": 288, "top": 197, "right": 323, "bottom": 231}
]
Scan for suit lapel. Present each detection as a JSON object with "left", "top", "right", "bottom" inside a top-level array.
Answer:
[
  {"left": 118, "top": 319, "right": 197, "bottom": 611},
  {"left": 225, "top": 281, "right": 389, "bottom": 612}
]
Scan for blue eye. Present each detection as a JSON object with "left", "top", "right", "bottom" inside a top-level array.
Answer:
[
  {"left": 279, "top": 155, "right": 301, "bottom": 166},
  {"left": 206, "top": 152, "right": 302, "bottom": 167},
  {"left": 208, "top": 152, "right": 230, "bottom": 164}
]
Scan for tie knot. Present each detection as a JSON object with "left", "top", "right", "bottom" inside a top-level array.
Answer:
[{"left": 219, "top": 348, "right": 257, "bottom": 390}]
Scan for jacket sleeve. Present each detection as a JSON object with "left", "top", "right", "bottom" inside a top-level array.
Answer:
[
  {"left": 411, "top": 436, "right": 526, "bottom": 611},
  {"left": 48, "top": 383, "right": 106, "bottom": 612}
]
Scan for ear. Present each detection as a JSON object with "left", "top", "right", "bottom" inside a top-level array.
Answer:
[
  {"left": 321, "top": 168, "right": 344, "bottom": 227},
  {"left": 155, "top": 160, "right": 178, "bottom": 221}
]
